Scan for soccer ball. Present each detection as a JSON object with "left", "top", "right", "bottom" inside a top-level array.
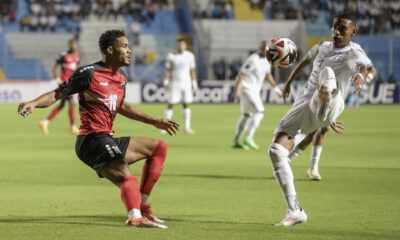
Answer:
[{"left": 266, "top": 38, "right": 298, "bottom": 69}]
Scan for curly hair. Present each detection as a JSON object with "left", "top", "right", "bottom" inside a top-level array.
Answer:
[{"left": 98, "top": 29, "right": 126, "bottom": 54}]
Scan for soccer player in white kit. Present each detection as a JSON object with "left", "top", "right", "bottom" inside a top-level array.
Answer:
[
  {"left": 162, "top": 39, "right": 197, "bottom": 134},
  {"left": 283, "top": 43, "right": 376, "bottom": 180},
  {"left": 268, "top": 13, "right": 371, "bottom": 226},
  {"left": 231, "top": 40, "right": 282, "bottom": 150}
]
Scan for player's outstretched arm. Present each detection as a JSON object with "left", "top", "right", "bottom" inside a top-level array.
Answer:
[
  {"left": 282, "top": 57, "right": 311, "bottom": 101},
  {"left": 118, "top": 99, "right": 180, "bottom": 135},
  {"left": 265, "top": 73, "right": 282, "bottom": 97},
  {"left": 18, "top": 89, "right": 66, "bottom": 118}
]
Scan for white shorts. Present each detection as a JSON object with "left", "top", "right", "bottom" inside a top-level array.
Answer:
[
  {"left": 273, "top": 89, "right": 344, "bottom": 145},
  {"left": 239, "top": 87, "right": 264, "bottom": 114},
  {"left": 168, "top": 85, "right": 193, "bottom": 104}
]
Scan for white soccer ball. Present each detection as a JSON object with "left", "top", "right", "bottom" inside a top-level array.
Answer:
[{"left": 266, "top": 38, "right": 298, "bottom": 69}]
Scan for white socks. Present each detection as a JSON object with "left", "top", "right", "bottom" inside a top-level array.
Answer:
[
  {"left": 310, "top": 145, "right": 322, "bottom": 171},
  {"left": 128, "top": 208, "right": 142, "bottom": 219},
  {"left": 246, "top": 112, "right": 264, "bottom": 139},
  {"left": 288, "top": 145, "right": 303, "bottom": 162},
  {"left": 164, "top": 109, "right": 173, "bottom": 119},
  {"left": 233, "top": 114, "right": 250, "bottom": 142},
  {"left": 183, "top": 107, "right": 191, "bottom": 130},
  {"left": 43, "top": 119, "right": 49, "bottom": 125},
  {"left": 269, "top": 143, "right": 299, "bottom": 212},
  {"left": 141, "top": 193, "right": 149, "bottom": 206}
]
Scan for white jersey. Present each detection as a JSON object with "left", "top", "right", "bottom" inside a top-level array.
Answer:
[
  {"left": 165, "top": 50, "right": 196, "bottom": 88},
  {"left": 239, "top": 53, "right": 271, "bottom": 91},
  {"left": 306, "top": 41, "right": 371, "bottom": 98}
]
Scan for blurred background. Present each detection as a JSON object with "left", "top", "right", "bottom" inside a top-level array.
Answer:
[{"left": 0, "top": 0, "right": 399, "bottom": 103}]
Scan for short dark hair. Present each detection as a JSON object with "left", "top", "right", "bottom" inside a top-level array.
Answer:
[
  {"left": 98, "top": 30, "right": 126, "bottom": 54},
  {"left": 177, "top": 38, "right": 186, "bottom": 43},
  {"left": 334, "top": 12, "right": 357, "bottom": 26}
]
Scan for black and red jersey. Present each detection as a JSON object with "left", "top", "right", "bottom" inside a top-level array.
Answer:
[
  {"left": 56, "top": 50, "right": 80, "bottom": 82},
  {"left": 59, "top": 62, "right": 128, "bottom": 135}
]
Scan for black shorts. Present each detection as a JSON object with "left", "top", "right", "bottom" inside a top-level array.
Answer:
[{"left": 75, "top": 132, "right": 130, "bottom": 177}]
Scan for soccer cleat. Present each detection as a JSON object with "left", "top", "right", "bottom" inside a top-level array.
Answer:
[
  {"left": 317, "top": 85, "right": 331, "bottom": 121},
  {"left": 70, "top": 126, "right": 79, "bottom": 135},
  {"left": 307, "top": 168, "right": 322, "bottom": 180},
  {"left": 275, "top": 209, "right": 308, "bottom": 227},
  {"left": 231, "top": 142, "right": 249, "bottom": 150},
  {"left": 38, "top": 121, "right": 49, "bottom": 135},
  {"left": 184, "top": 128, "right": 195, "bottom": 134},
  {"left": 125, "top": 217, "right": 167, "bottom": 229},
  {"left": 243, "top": 138, "right": 259, "bottom": 150},
  {"left": 141, "top": 204, "right": 165, "bottom": 223}
]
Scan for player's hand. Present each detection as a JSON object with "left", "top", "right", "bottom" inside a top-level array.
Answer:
[
  {"left": 330, "top": 121, "right": 344, "bottom": 134},
  {"left": 153, "top": 118, "right": 180, "bottom": 136},
  {"left": 282, "top": 83, "right": 291, "bottom": 102},
  {"left": 18, "top": 101, "right": 36, "bottom": 118},
  {"left": 350, "top": 74, "right": 363, "bottom": 95},
  {"left": 274, "top": 86, "right": 283, "bottom": 98},
  {"left": 55, "top": 76, "right": 63, "bottom": 85},
  {"left": 232, "top": 93, "right": 238, "bottom": 103}
]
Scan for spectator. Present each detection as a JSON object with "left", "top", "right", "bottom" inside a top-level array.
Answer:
[
  {"left": 129, "top": 20, "right": 141, "bottom": 46},
  {"left": 20, "top": 14, "right": 31, "bottom": 32}
]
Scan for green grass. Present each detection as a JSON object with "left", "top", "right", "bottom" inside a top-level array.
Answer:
[{"left": 0, "top": 103, "right": 399, "bottom": 240}]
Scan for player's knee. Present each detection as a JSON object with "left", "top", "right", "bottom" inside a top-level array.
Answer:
[
  {"left": 157, "top": 139, "right": 168, "bottom": 155},
  {"left": 268, "top": 143, "right": 289, "bottom": 168},
  {"left": 320, "top": 126, "right": 330, "bottom": 135}
]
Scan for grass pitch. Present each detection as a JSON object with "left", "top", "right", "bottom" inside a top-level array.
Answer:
[{"left": 0, "top": 103, "right": 399, "bottom": 240}]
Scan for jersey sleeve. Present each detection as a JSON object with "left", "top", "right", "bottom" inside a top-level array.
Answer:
[
  {"left": 165, "top": 53, "right": 173, "bottom": 69},
  {"left": 306, "top": 42, "right": 321, "bottom": 61},
  {"left": 349, "top": 49, "right": 369, "bottom": 72},
  {"left": 239, "top": 55, "right": 256, "bottom": 76},
  {"left": 58, "top": 66, "right": 93, "bottom": 96},
  {"left": 356, "top": 47, "right": 373, "bottom": 68},
  {"left": 56, "top": 51, "right": 66, "bottom": 64}
]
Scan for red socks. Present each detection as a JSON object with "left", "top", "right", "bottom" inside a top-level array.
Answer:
[
  {"left": 140, "top": 140, "right": 167, "bottom": 195},
  {"left": 118, "top": 176, "right": 141, "bottom": 211},
  {"left": 118, "top": 140, "right": 167, "bottom": 213},
  {"left": 68, "top": 106, "right": 75, "bottom": 125},
  {"left": 47, "top": 107, "right": 60, "bottom": 120}
]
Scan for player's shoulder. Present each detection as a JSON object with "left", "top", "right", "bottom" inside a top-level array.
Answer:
[
  {"left": 118, "top": 68, "right": 130, "bottom": 81},
  {"left": 76, "top": 62, "right": 103, "bottom": 75},
  {"left": 350, "top": 41, "right": 366, "bottom": 54},
  {"left": 318, "top": 41, "right": 333, "bottom": 50}
]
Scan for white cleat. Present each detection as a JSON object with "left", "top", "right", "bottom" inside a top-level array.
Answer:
[
  {"left": 125, "top": 217, "right": 167, "bottom": 229},
  {"left": 184, "top": 128, "right": 195, "bottom": 134},
  {"left": 275, "top": 209, "right": 308, "bottom": 227},
  {"left": 307, "top": 168, "right": 322, "bottom": 180}
]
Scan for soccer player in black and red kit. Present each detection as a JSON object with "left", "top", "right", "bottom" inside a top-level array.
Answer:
[
  {"left": 18, "top": 30, "right": 179, "bottom": 228},
  {"left": 39, "top": 38, "right": 80, "bottom": 135}
]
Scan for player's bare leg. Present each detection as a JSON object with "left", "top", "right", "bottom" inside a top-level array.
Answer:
[
  {"left": 182, "top": 102, "right": 194, "bottom": 134},
  {"left": 244, "top": 111, "right": 264, "bottom": 149},
  {"left": 39, "top": 98, "right": 66, "bottom": 134},
  {"left": 161, "top": 104, "right": 174, "bottom": 134},
  {"left": 231, "top": 113, "right": 250, "bottom": 150},
  {"left": 67, "top": 97, "right": 78, "bottom": 135},
  {"left": 268, "top": 133, "right": 307, "bottom": 226},
  {"left": 124, "top": 137, "right": 167, "bottom": 224}
]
